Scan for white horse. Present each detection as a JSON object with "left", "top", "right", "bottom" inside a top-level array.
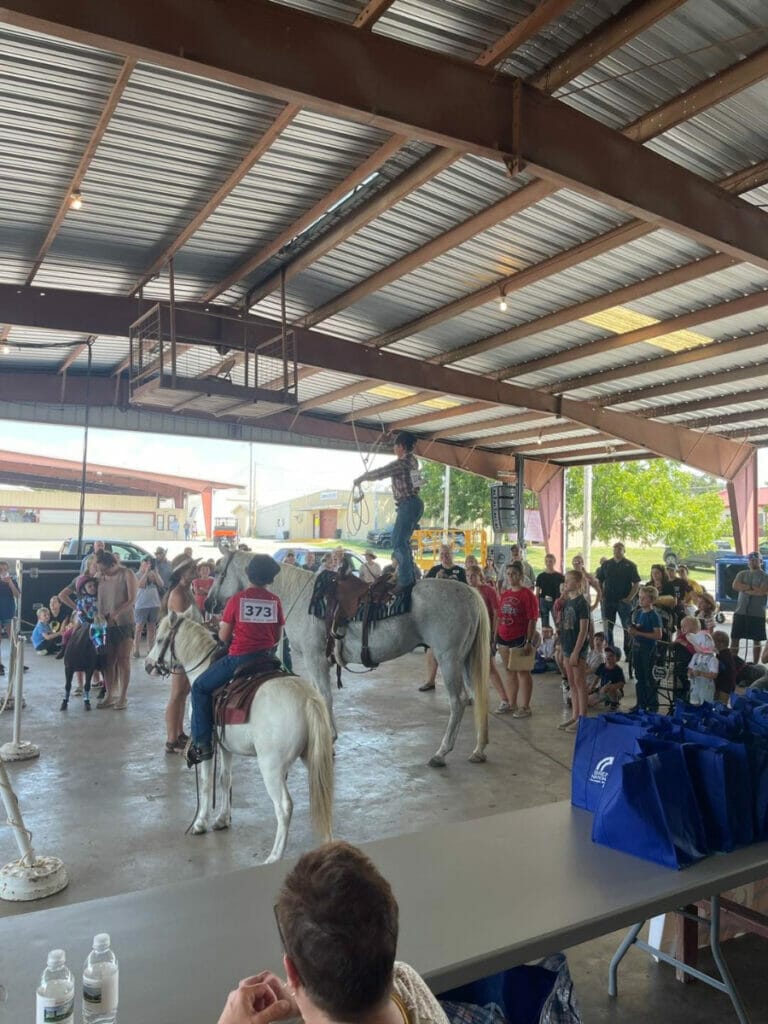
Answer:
[
  {"left": 208, "top": 554, "right": 490, "bottom": 768},
  {"left": 145, "top": 610, "right": 334, "bottom": 863}
]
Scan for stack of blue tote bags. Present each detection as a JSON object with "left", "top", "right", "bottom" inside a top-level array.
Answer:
[{"left": 571, "top": 694, "right": 768, "bottom": 869}]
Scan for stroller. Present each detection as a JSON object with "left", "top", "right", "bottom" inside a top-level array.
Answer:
[{"left": 624, "top": 597, "right": 678, "bottom": 712}]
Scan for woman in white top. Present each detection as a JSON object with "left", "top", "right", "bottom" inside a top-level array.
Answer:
[{"left": 217, "top": 841, "right": 448, "bottom": 1024}]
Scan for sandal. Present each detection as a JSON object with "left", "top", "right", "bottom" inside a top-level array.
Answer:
[{"left": 165, "top": 741, "right": 179, "bottom": 755}]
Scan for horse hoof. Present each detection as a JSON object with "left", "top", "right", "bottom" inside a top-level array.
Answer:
[
  {"left": 428, "top": 755, "right": 447, "bottom": 768},
  {"left": 212, "top": 818, "right": 230, "bottom": 831},
  {"left": 468, "top": 752, "right": 487, "bottom": 764},
  {"left": 191, "top": 822, "right": 207, "bottom": 835}
]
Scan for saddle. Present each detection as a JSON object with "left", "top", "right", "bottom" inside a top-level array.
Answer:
[
  {"left": 322, "top": 568, "right": 401, "bottom": 670},
  {"left": 212, "top": 655, "right": 286, "bottom": 730}
]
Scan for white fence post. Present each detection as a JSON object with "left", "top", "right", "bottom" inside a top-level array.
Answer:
[
  {"left": 0, "top": 635, "right": 38, "bottom": 762},
  {"left": 0, "top": 759, "right": 68, "bottom": 900}
]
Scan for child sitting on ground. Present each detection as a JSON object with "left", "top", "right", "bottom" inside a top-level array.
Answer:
[
  {"left": 31, "top": 607, "right": 62, "bottom": 655},
  {"left": 587, "top": 645, "right": 625, "bottom": 710},
  {"left": 532, "top": 625, "right": 558, "bottom": 674},
  {"left": 687, "top": 631, "right": 718, "bottom": 705},
  {"left": 586, "top": 631, "right": 605, "bottom": 692},
  {"left": 712, "top": 630, "right": 737, "bottom": 705}
]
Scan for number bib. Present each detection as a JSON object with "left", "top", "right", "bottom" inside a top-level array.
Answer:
[{"left": 239, "top": 597, "right": 279, "bottom": 622}]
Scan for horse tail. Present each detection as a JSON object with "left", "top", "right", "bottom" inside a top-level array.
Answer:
[
  {"left": 302, "top": 684, "right": 335, "bottom": 842},
  {"left": 466, "top": 587, "right": 490, "bottom": 749}
]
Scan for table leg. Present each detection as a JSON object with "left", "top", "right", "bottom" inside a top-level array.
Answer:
[
  {"left": 708, "top": 895, "right": 751, "bottom": 1024},
  {"left": 608, "top": 921, "right": 644, "bottom": 997}
]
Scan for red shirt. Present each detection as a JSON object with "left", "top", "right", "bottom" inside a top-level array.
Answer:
[
  {"left": 191, "top": 576, "right": 213, "bottom": 613},
  {"left": 477, "top": 583, "right": 500, "bottom": 626},
  {"left": 223, "top": 586, "right": 285, "bottom": 656},
  {"left": 498, "top": 587, "right": 539, "bottom": 642}
]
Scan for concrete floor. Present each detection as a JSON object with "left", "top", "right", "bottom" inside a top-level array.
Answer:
[{"left": 1, "top": 645, "right": 766, "bottom": 1022}]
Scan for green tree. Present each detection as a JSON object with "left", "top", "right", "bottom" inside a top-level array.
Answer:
[
  {"left": 420, "top": 461, "right": 495, "bottom": 525},
  {"left": 566, "top": 461, "right": 727, "bottom": 551}
]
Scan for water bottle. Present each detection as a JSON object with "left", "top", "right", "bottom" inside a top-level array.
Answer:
[
  {"left": 36, "top": 949, "right": 74, "bottom": 1024},
  {"left": 82, "top": 933, "right": 119, "bottom": 1024}
]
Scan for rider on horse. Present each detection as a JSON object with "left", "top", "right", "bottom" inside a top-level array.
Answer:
[
  {"left": 186, "top": 554, "right": 285, "bottom": 767},
  {"left": 353, "top": 431, "right": 423, "bottom": 592}
]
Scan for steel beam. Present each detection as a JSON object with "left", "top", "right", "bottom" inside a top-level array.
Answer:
[
  {"left": 475, "top": 0, "right": 579, "bottom": 67},
  {"left": 549, "top": 330, "right": 768, "bottom": 395},
  {"left": 720, "top": 159, "right": 768, "bottom": 195},
  {"left": 353, "top": 0, "right": 395, "bottom": 29},
  {"left": 596, "top": 364, "right": 768, "bottom": 408},
  {"left": 296, "top": 378, "right": 384, "bottom": 414},
  {"left": 427, "top": 411, "right": 554, "bottom": 439},
  {"left": 342, "top": 390, "right": 435, "bottom": 422},
  {"left": 396, "top": 401, "right": 496, "bottom": 430},
  {"left": 5, "top": 0, "right": 768, "bottom": 269},
  {"left": 128, "top": 103, "right": 299, "bottom": 296},
  {"left": 501, "top": 289, "right": 768, "bottom": 382},
  {"left": 643, "top": 388, "right": 768, "bottom": 419},
  {"left": 529, "top": 0, "right": 687, "bottom": 94},
  {"left": 0, "top": 282, "right": 756, "bottom": 477},
  {"left": 25, "top": 57, "right": 135, "bottom": 285},
  {"left": 624, "top": 45, "right": 768, "bottom": 144}
]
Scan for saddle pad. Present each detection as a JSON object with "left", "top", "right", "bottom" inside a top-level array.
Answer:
[
  {"left": 213, "top": 668, "right": 288, "bottom": 727},
  {"left": 309, "top": 570, "right": 412, "bottom": 623}
]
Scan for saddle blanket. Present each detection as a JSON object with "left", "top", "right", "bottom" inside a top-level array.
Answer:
[{"left": 213, "top": 657, "right": 286, "bottom": 727}]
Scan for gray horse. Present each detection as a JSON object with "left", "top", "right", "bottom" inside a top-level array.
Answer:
[{"left": 208, "top": 554, "right": 489, "bottom": 767}]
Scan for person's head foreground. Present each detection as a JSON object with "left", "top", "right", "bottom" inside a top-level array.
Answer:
[{"left": 275, "top": 840, "right": 399, "bottom": 1021}]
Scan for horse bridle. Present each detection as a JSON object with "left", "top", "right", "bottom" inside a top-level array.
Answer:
[{"left": 153, "top": 616, "right": 218, "bottom": 677}]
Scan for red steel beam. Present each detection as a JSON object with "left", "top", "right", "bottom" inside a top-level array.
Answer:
[
  {"left": 475, "top": 0, "right": 579, "bottom": 67},
  {"left": 353, "top": 0, "right": 396, "bottom": 29},
  {"left": 9, "top": 1, "right": 768, "bottom": 269},
  {"left": 25, "top": 57, "right": 135, "bottom": 285}
]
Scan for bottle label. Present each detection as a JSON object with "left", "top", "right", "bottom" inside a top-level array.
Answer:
[
  {"left": 83, "top": 971, "right": 118, "bottom": 1010},
  {"left": 36, "top": 994, "right": 74, "bottom": 1023}
]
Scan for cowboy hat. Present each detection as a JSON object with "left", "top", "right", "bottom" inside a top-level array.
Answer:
[{"left": 170, "top": 555, "right": 201, "bottom": 576}]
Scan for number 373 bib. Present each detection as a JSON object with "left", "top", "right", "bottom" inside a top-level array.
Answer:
[{"left": 239, "top": 597, "right": 279, "bottom": 622}]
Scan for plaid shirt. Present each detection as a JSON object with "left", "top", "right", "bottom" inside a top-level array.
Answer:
[{"left": 365, "top": 453, "right": 421, "bottom": 507}]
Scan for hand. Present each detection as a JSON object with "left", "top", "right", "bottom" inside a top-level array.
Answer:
[
  {"left": 217, "top": 976, "right": 294, "bottom": 1024},
  {"left": 628, "top": 626, "right": 637, "bottom": 636},
  {"left": 523, "top": 642, "right": 532, "bottom": 653}
]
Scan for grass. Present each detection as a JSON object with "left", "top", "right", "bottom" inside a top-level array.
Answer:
[{"left": 526, "top": 545, "right": 716, "bottom": 587}]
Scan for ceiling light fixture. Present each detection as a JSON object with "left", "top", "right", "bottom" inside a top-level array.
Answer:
[
  {"left": 1, "top": 345, "right": 9, "bottom": 355},
  {"left": 69, "top": 190, "right": 83, "bottom": 210},
  {"left": 498, "top": 293, "right": 508, "bottom": 313}
]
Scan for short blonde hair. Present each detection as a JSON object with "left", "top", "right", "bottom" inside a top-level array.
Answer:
[{"left": 639, "top": 585, "right": 658, "bottom": 600}]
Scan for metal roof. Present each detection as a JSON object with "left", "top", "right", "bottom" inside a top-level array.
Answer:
[{"left": 1, "top": 0, "right": 768, "bottom": 472}]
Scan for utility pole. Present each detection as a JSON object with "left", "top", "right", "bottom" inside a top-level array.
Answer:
[
  {"left": 442, "top": 464, "right": 451, "bottom": 543},
  {"left": 583, "top": 464, "right": 593, "bottom": 569}
]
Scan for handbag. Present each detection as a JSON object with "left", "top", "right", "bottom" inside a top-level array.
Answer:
[
  {"left": 592, "top": 748, "right": 708, "bottom": 869},
  {"left": 571, "top": 716, "right": 647, "bottom": 812},
  {"left": 505, "top": 646, "right": 535, "bottom": 671}
]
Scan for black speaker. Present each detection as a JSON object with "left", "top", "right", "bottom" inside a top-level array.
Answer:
[
  {"left": 715, "top": 557, "right": 750, "bottom": 610},
  {"left": 490, "top": 484, "right": 517, "bottom": 533}
]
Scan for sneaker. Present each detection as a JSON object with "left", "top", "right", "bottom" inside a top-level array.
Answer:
[
  {"left": 185, "top": 742, "right": 213, "bottom": 768},
  {"left": 418, "top": 682, "right": 436, "bottom": 692},
  {"left": 73, "top": 686, "right": 83, "bottom": 696},
  {"left": 493, "top": 701, "right": 512, "bottom": 714},
  {"left": 512, "top": 706, "right": 532, "bottom": 719}
]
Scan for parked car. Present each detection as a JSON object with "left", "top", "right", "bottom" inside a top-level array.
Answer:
[
  {"left": 58, "top": 539, "right": 152, "bottom": 562},
  {"left": 663, "top": 541, "right": 768, "bottom": 571},
  {"left": 273, "top": 546, "right": 367, "bottom": 575}
]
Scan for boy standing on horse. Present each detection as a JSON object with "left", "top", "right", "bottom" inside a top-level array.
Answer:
[
  {"left": 186, "top": 555, "right": 285, "bottom": 767},
  {"left": 353, "top": 431, "right": 424, "bottom": 591}
]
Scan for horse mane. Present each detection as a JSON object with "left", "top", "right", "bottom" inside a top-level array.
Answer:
[{"left": 269, "top": 558, "right": 313, "bottom": 605}]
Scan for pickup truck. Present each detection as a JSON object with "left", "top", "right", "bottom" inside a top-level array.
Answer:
[
  {"left": 58, "top": 539, "right": 152, "bottom": 562},
  {"left": 663, "top": 541, "right": 768, "bottom": 571}
]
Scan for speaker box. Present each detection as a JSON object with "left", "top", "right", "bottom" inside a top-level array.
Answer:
[
  {"left": 490, "top": 484, "right": 518, "bottom": 533},
  {"left": 714, "top": 556, "right": 768, "bottom": 610}
]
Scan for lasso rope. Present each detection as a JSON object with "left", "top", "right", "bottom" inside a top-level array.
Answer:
[{"left": 344, "top": 394, "right": 389, "bottom": 535}]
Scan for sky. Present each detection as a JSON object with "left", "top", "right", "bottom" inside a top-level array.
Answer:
[{"left": 0, "top": 418, "right": 393, "bottom": 508}]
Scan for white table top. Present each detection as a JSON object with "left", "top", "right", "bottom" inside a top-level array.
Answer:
[{"left": 3, "top": 801, "right": 768, "bottom": 1024}]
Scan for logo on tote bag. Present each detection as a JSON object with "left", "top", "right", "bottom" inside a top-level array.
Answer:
[{"left": 590, "top": 756, "right": 615, "bottom": 786}]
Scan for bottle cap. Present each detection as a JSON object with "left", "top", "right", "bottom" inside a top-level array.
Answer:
[
  {"left": 93, "top": 933, "right": 110, "bottom": 951},
  {"left": 47, "top": 950, "right": 66, "bottom": 967}
]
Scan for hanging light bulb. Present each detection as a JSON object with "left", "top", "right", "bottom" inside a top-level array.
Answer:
[
  {"left": 69, "top": 190, "right": 83, "bottom": 210},
  {"left": 1, "top": 344, "right": 9, "bottom": 355},
  {"left": 498, "top": 295, "right": 508, "bottom": 312}
]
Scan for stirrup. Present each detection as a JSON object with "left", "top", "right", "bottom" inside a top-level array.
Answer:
[{"left": 185, "top": 742, "right": 213, "bottom": 768}]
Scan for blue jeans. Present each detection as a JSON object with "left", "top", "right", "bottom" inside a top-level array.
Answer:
[
  {"left": 601, "top": 600, "right": 633, "bottom": 654},
  {"left": 191, "top": 652, "right": 270, "bottom": 746},
  {"left": 632, "top": 643, "right": 657, "bottom": 711},
  {"left": 391, "top": 495, "right": 424, "bottom": 586}
]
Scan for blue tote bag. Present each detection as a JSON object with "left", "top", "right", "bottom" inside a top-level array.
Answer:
[
  {"left": 592, "top": 748, "right": 708, "bottom": 869},
  {"left": 681, "top": 728, "right": 753, "bottom": 846},
  {"left": 571, "top": 717, "right": 647, "bottom": 812}
]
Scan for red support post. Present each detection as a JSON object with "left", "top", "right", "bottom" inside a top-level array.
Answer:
[
  {"left": 537, "top": 467, "right": 565, "bottom": 569},
  {"left": 727, "top": 451, "right": 759, "bottom": 555},
  {"left": 200, "top": 488, "right": 214, "bottom": 541}
]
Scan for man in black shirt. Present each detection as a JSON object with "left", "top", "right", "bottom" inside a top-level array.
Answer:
[
  {"left": 425, "top": 544, "right": 467, "bottom": 584},
  {"left": 596, "top": 542, "right": 640, "bottom": 656},
  {"left": 535, "top": 554, "right": 565, "bottom": 628}
]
